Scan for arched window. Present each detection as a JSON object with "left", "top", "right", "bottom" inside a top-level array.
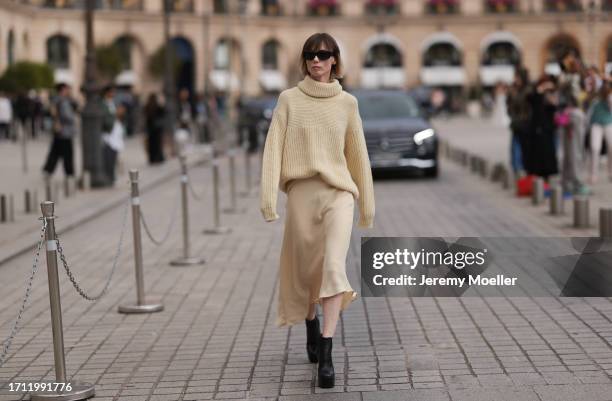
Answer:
[
  {"left": 482, "top": 42, "right": 521, "bottom": 66},
  {"left": 114, "top": 36, "right": 133, "bottom": 70},
  {"left": 547, "top": 36, "right": 580, "bottom": 64},
  {"left": 214, "top": 39, "right": 230, "bottom": 69},
  {"left": 262, "top": 40, "right": 279, "bottom": 70},
  {"left": 47, "top": 34, "right": 70, "bottom": 69},
  {"left": 364, "top": 43, "right": 402, "bottom": 68},
  {"left": 261, "top": 0, "right": 281, "bottom": 15},
  {"left": 423, "top": 43, "right": 462, "bottom": 67}
]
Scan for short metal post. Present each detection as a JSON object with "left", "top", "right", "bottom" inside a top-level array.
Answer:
[
  {"left": 33, "top": 189, "right": 39, "bottom": 212},
  {"left": 550, "top": 185, "right": 564, "bottom": 215},
  {"left": 239, "top": 148, "right": 252, "bottom": 197},
  {"left": 573, "top": 196, "right": 590, "bottom": 228},
  {"left": 118, "top": 170, "right": 163, "bottom": 314},
  {"left": 203, "top": 160, "right": 231, "bottom": 235},
  {"left": 171, "top": 155, "right": 205, "bottom": 266},
  {"left": 8, "top": 194, "right": 14, "bottom": 222},
  {"left": 81, "top": 171, "right": 91, "bottom": 191},
  {"left": 63, "top": 177, "right": 70, "bottom": 198},
  {"left": 25, "top": 189, "right": 32, "bottom": 214},
  {"left": 54, "top": 181, "right": 61, "bottom": 205},
  {"left": 479, "top": 158, "right": 488, "bottom": 178},
  {"left": 599, "top": 208, "right": 612, "bottom": 238},
  {"left": 223, "top": 149, "right": 246, "bottom": 213},
  {"left": 532, "top": 177, "right": 545, "bottom": 205},
  {"left": 30, "top": 202, "right": 95, "bottom": 401},
  {"left": 0, "top": 195, "right": 6, "bottom": 223},
  {"left": 20, "top": 120, "right": 28, "bottom": 173}
]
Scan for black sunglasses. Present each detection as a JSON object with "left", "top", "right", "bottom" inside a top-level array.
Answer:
[{"left": 303, "top": 50, "right": 334, "bottom": 61}]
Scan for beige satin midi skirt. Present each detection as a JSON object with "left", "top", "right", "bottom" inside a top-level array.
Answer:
[{"left": 276, "top": 174, "right": 358, "bottom": 327}]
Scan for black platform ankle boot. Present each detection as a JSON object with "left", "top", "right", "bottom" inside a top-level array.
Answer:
[
  {"left": 317, "top": 336, "right": 335, "bottom": 388},
  {"left": 305, "top": 316, "right": 320, "bottom": 363}
]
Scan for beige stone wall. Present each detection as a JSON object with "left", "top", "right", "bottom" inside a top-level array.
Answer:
[{"left": 0, "top": 0, "right": 610, "bottom": 99}]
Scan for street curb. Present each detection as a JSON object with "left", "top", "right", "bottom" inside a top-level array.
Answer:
[{"left": 0, "top": 147, "right": 213, "bottom": 267}]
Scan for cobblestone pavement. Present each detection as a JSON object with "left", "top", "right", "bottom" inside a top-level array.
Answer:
[{"left": 1, "top": 141, "right": 612, "bottom": 401}]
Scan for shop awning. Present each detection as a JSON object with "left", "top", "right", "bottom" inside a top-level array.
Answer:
[
  {"left": 479, "top": 65, "right": 515, "bottom": 86},
  {"left": 420, "top": 66, "right": 466, "bottom": 86},
  {"left": 209, "top": 69, "right": 240, "bottom": 91},
  {"left": 259, "top": 70, "right": 287, "bottom": 91},
  {"left": 53, "top": 69, "right": 75, "bottom": 85},
  {"left": 360, "top": 67, "right": 405, "bottom": 89}
]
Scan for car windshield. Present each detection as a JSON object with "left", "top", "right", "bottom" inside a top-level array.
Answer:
[{"left": 355, "top": 93, "right": 421, "bottom": 120}]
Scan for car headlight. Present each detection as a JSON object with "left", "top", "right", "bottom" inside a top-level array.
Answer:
[
  {"left": 413, "top": 128, "right": 435, "bottom": 146},
  {"left": 263, "top": 108, "right": 273, "bottom": 119}
]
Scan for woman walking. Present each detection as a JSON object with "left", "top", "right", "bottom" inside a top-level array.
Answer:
[{"left": 259, "top": 33, "right": 375, "bottom": 388}]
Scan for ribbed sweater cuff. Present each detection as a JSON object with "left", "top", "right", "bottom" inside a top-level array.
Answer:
[
  {"left": 261, "top": 207, "right": 280, "bottom": 222},
  {"left": 358, "top": 215, "right": 374, "bottom": 228}
]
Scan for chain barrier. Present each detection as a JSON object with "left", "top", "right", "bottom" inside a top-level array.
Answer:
[
  {"left": 56, "top": 197, "right": 130, "bottom": 302},
  {"left": 140, "top": 189, "right": 181, "bottom": 246},
  {"left": 0, "top": 219, "right": 47, "bottom": 368}
]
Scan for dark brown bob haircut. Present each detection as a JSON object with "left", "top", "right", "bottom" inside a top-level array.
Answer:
[{"left": 299, "top": 33, "right": 343, "bottom": 80}]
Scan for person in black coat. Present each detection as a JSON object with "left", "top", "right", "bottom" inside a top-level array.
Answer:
[
  {"left": 527, "top": 76, "right": 559, "bottom": 180},
  {"left": 144, "top": 93, "right": 165, "bottom": 164}
]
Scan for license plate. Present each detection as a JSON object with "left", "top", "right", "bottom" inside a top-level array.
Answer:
[{"left": 371, "top": 152, "right": 401, "bottom": 161}]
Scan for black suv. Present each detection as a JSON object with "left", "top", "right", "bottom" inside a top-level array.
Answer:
[{"left": 350, "top": 89, "right": 439, "bottom": 177}]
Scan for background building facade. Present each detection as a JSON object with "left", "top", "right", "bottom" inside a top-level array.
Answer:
[{"left": 0, "top": 0, "right": 610, "bottom": 100}]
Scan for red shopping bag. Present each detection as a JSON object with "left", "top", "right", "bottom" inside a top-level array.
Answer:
[{"left": 516, "top": 175, "right": 534, "bottom": 197}]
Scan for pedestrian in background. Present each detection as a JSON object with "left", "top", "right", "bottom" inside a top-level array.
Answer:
[
  {"left": 527, "top": 75, "right": 559, "bottom": 181},
  {"left": 102, "top": 103, "right": 126, "bottom": 185},
  {"left": 144, "top": 93, "right": 165, "bottom": 164},
  {"left": 507, "top": 67, "right": 532, "bottom": 176},
  {"left": 101, "top": 85, "right": 117, "bottom": 141},
  {"left": 557, "top": 94, "right": 588, "bottom": 195},
  {"left": 260, "top": 32, "right": 375, "bottom": 389},
  {"left": 587, "top": 81, "right": 612, "bottom": 184},
  {"left": 0, "top": 91, "right": 12, "bottom": 140},
  {"left": 42, "top": 83, "right": 76, "bottom": 179}
]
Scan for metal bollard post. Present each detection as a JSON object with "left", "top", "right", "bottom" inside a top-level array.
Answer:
[
  {"left": 223, "top": 149, "right": 246, "bottom": 213},
  {"left": 30, "top": 202, "right": 95, "bottom": 401},
  {"left": 25, "top": 189, "right": 32, "bottom": 214},
  {"left": 0, "top": 195, "right": 6, "bottom": 223},
  {"left": 550, "top": 185, "right": 564, "bottom": 215},
  {"left": 171, "top": 155, "right": 205, "bottom": 266},
  {"left": 203, "top": 160, "right": 231, "bottom": 235},
  {"left": 240, "top": 148, "right": 252, "bottom": 197},
  {"left": 479, "top": 159, "right": 488, "bottom": 178},
  {"left": 532, "top": 177, "right": 545, "bottom": 205},
  {"left": 45, "top": 177, "right": 53, "bottom": 202},
  {"left": 118, "top": 170, "right": 164, "bottom": 314},
  {"left": 599, "top": 208, "right": 612, "bottom": 238},
  {"left": 82, "top": 171, "right": 91, "bottom": 191},
  {"left": 573, "top": 196, "right": 590, "bottom": 228},
  {"left": 8, "top": 194, "right": 14, "bottom": 222}
]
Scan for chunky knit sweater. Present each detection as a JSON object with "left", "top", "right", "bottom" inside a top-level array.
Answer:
[{"left": 259, "top": 74, "right": 375, "bottom": 228}]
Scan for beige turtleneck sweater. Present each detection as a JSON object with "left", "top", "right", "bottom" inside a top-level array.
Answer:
[{"left": 259, "top": 74, "right": 375, "bottom": 228}]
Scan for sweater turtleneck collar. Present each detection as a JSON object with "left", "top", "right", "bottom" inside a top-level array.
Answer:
[{"left": 297, "top": 74, "right": 342, "bottom": 98}]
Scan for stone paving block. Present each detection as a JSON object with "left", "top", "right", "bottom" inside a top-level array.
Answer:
[
  {"left": 533, "top": 383, "right": 612, "bottom": 401},
  {"left": 449, "top": 386, "right": 540, "bottom": 401},
  {"left": 280, "top": 393, "right": 362, "bottom": 401},
  {"left": 363, "top": 389, "right": 450, "bottom": 401}
]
